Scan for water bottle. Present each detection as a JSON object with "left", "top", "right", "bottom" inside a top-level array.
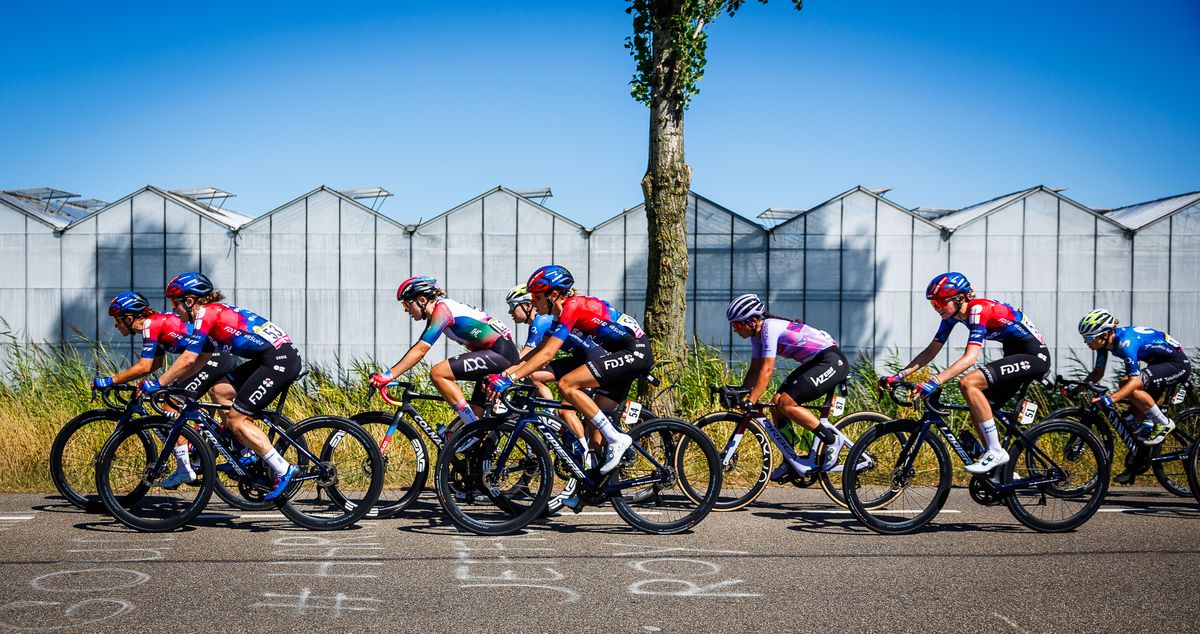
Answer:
[{"left": 958, "top": 429, "right": 983, "bottom": 460}]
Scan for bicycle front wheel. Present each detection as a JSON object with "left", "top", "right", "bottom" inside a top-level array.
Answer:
[
  {"left": 1004, "top": 419, "right": 1108, "bottom": 532},
  {"left": 843, "top": 420, "right": 952, "bottom": 535},
  {"left": 1151, "top": 408, "right": 1199, "bottom": 497},
  {"left": 51, "top": 410, "right": 148, "bottom": 512},
  {"left": 688, "top": 412, "right": 770, "bottom": 511},
  {"left": 334, "top": 411, "right": 429, "bottom": 519},
  {"left": 816, "top": 411, "right": 891, "bottom": 509},
  {"left": 435, "top": 420, "right": 553, "bottom": 536},
  {"left": 612, "top": 418, "right": 722, "bottom": 534},
  {"left": 276, "top": 415, "right": 385, "bottom": 530},
  {"left": 95, "top": 418, "right": 214, "bottom": 532},
  {"left": 1186, "top": 439, "right": 1200, "bottom": 508}
]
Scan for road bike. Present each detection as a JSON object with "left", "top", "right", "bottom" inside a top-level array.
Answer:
[
  {"left": 689, "top": 382, "right": 889, "bottom": 510},
  {"left": 434, "top": 384, "right": 722, "bottom": 536},
  {"left": 1051, "top": 376, "right": 1198, "bottom": 496},
  {"left": 843, "top": 381, "right": 1109, "bottom": 534},
  {"left": 94, "top": 385, "right": 384, "bottom": 532}
]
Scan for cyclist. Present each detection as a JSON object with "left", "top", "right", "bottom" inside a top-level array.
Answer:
[
  {"left": 369, "top": 276, "right": 519, "bottom": 434},
  {"left": 880, "top": 272, "right": 1050, "bottom": 475},
  {"left": 489, "top": 265, "right": 651, "bottom": 475},
  {"left": 725, "top": 293, "right": 849, "bottom": 481},
  {"left": 506, "top": 284, "right": 599, "bottom": 464},
  {"left": 1077, "top": 309, "right": 1189, "bottom": 452},
  {"left": 148, "top": 273, "right": 303, "bottom": 500},
  {"left": 94, "top": 291, "right": 238, "bottom": 488}
]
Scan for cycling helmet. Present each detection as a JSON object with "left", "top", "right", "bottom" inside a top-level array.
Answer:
[
  {"left": 396, "top": 276, "right": 442, "bottom": 302},
  {"left": 165, "top": 272, "right": 214, "bottom": 299},
  {"left": 506, "top": 284, "right": 532, "bottom": 307},
  {"left": 526, "top": 265, "right": 574, "bottom": 294},
  {"left": 1078, "top": 309, "right": 1118, "bottom": 339},
  {"left": 725, "top": 293, "right": 765, "bottom": 323},
  {"left": 926, "top": 272, "right": 972, "bottom": 301},
  {"left": 108, "top": 291, "right": 153, "bottom": 317}
]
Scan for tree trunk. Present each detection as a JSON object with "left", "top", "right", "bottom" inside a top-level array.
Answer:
[{"left": 640, "top": 6, "right": 690, "bottom": 416}]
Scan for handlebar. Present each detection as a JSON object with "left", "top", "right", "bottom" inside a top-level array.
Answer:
[
  {"left": 375, "top": 381, "right": 444, "bottom": 407},
  {"left": 1054, "top": 374, "right": 1108, "bottom": 397},
  {"left": 94, "top": 384, "right": 137, "bottom": 410}
]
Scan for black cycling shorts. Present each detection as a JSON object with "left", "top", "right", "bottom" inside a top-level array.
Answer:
[
  {"left": 227, "top": 343, "right": 303, "bottom": 416},
  {"left": 584, "top": 335, "right": 655, "bottom": 403},
  {"left": 449, "top": 336, "right": 520, "bottom": 381},
  {"left": 779, "top": 346, "right": 850, "bottom": 405},
  {"left": 978, "top": 344, "right": 1051, "bottom": 408},
  {"left": 1139, "top": 355, "right": 1192, "bottom": 400},
  {"left": 172, "top": 352, "right": 237, "bottom": 399},
  {"left": 548, "top": 347, "right": 606, "bottom": 380}
]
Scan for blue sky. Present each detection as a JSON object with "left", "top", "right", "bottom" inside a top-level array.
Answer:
[{"left": 2, "top": 1, "right": 1197, "bottom": 226}]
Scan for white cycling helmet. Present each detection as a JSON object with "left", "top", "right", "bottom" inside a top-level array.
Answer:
[
  {"left": 1078, "top": 308, "right": 1117, "bottom": 339},
  {"left": 505, "top": 284, "right": 532, "bottom": 307},
  {"left": 726, "top": 293, "right": 766, "bottom": 323}
]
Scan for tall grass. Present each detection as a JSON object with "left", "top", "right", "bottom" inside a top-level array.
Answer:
[{"left": 2, "top": 333, "right": 1197, "bottom": 492}]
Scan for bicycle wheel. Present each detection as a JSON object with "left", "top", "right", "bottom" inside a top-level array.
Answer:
[
  {"left": 271, "top": 415, "right": 385, "bottom": 530},
  {"left": 435, "top": 420, "right": 553, "bottom": 536},
  {"left": 687, "top": 411, "right": 770, "bottom": 511},
  {"left": 1151, "top": 408, "right": 1200, "bottom": 497},
  {"left": 51, "top": 410, "right": 150, "bottom": 512},
  {"left": 842, "top": 420, "right": 952, "bottom": 535},
  {"left": 211, "top": 414, "right": 294, "bottom": 512},
  {"left": 817, "top": 411, "right": 890, "bottom": 509},
  {"left": 95, "top": 418, "right": 214, "bottom": 532},
  {"left": 611, "top": 418, "right": 722, "bottom": 535},
  {"left": 1185, "top": 439, "right": 1200, "bottom": 508},
  {"left": 1003, "top": 419, "right": 1108, "bottom": 532},
  {"left": 327, "top": 411, "right": 429, "bottom": 519}
]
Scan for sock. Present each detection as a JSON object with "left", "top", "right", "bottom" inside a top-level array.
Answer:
[
  {"left": 453, "top": 400, "right": 479, "bottom": 425},
  {"left": 591, "top": 412, "right": 625, "bottom": 444},
  {"left": 263, "top": 449, "right": 290, "bottom": 476},
  {"left": 1146, "top": 405, "right": 1168, "bottom": 426},
  {"left": 978, "top": 419, "right": 1001, "bottom": 453},
  {"left": 173, "top": 444, "right": 194, "bottom": 475}
]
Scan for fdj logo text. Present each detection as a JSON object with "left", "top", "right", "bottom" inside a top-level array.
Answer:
[
  {"left": 602, "top": 354, "right": 634, "bottom": 371},
  {"left": 999, "top": 360, "right": 1031, "bottom": 375}
]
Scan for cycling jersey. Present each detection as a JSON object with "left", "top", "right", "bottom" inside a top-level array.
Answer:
[
  {"left": 751, "top": 318, "right": 837, "bottom": 364},
  {"left": 418, "top": 298, "right": 511, "bottom": 351},
  {"left": 140, "top": 313, "right": 213, "bottom": 359},
  {"left": 548, "top": 295, "right": 644, "bottom": 350},
  {"left": 183, "top": 303, "right": 292, "bottom": 358},
  {"left": 934, "top": 298, "right": 1045, "bottom": 355},
  {"left": 1094, "top": 326, "right": 1187, "bottom": 377},
  {"left": 526, "top": 313, "right": 597, "bottom": 354}
]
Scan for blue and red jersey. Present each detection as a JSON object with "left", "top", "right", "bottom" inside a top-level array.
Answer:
[
  {"left": 933, "top": 298, "right": 1045, "bottom": 355},
  {"left": 140, "top": 313, "right": 212, "bottom": 359},
  {"left": 183, "top": 303, "right": 292, "bottom": 358},
  {"left": 547, "top": 295, "right": 644, "bottom": 350},
  {"left": 1094, "top": 326, "right": 1186, "bottom": 377},
  {"left": 526, "top": 312, "right": 597, "bottom": 354},
  {"left": 418, "top": 298, "right": 511, "bottom": 351}
]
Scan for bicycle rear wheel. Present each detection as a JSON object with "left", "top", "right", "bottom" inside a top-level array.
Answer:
[
  {"left": 210, "top": 415, "right": 294, "bottom": 512},
  {"left": 331, "top": 411, "right": 429, "bottom": 519},
  {"left": 611, "top": 418, "right": 722, "bottom": 534},
  {"left": 275, "top": 415, "right": 385, "bottom": 530},
  {"left": 1004, "top": 419, "right": 1108, "bottom": 532},
  {"left": 51, "top": 410, "right": 149, "bottom": 513},
  {"left": 1151, "top": 408, "right": 1199, "bottom": 497},
  {"left": 1185, "top": 439, "right": 1200, "bottom": 508},
  {"left": 816, "top": 411, "right": 890, "bottom": 509},
  {"left": 95, "top": 418, "right": 214, "bottom": 532},
  {"left": 842, "top": 420, "right": 952, "bottom": 535},
  {"left": 435, "top": 420, "right": 553, "bottom": 536},
  {"left": 687, "top": 412, "right": 770, "bottom": 511}
]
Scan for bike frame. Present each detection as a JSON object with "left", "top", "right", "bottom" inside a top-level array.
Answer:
[{"left": 714, "top": 386, "right": 849, "bottom": 473}]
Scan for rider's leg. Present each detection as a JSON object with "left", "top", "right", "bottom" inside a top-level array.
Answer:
[
  {"left": 431, "top": 360, "right": 477, "bottom": 425},
  {"left": 960, "top": 368, "right": 1009, "bottom": 474},
  {"left": 559, "top": 367, "right": 631, "bottom": 473},
  {"left": 530, "top": 369, "right": 587, "bottom": 442}
]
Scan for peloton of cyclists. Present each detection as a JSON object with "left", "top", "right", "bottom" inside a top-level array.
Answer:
[
  {"left": 370, "top": 276, "right": 520, "bottom": 437},
  {"left": 724, "top": 293, "right": 851, "bottom": 481},
  {"left": 1077, "top": 309, "right": 1189, "bottom": 459},
  {"left": 148, "top": 272, "right": 303, "bottom": 500},
  {"left": 95, "top": 291, "right": 238, "bottom": 488},
  {"left": 881, "top": 272, "right": 1051, "bottom": 475}
]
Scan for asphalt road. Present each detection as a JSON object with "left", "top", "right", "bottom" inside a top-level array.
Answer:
[{"left": 0, "top": 487, "right": 1196, "bottom": 633}]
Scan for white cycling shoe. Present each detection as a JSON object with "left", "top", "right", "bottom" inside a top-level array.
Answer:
[
  {"left": 964, "top": 448, "right": 1010, "bottom": 475},
  {"left": 599, "top": 433, "right": 633, "bottom": 475},
  {"left": 157, "top": 470, "right": 197, "bottom": 490}
]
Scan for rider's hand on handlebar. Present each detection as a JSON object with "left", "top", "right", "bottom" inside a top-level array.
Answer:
[
  {"left": 878, "top": 374, "right": 902, "bottom": 392},
  {"left": 739, "top": 400, "right": 756, "bottom": 412},
  {"left": 369, "top": 370, "right": 393, "bottom": 389},
  {"left": 1092, "top": 394, "right": 1114, "bottom": 410},
  {"left": 138, "top": 379, "right": 161, "bottom": 396},
  {"left": 93, "top": 376, "right": 114, "bottom": 390},
  {"left": 487, "top": 373, "right": 514, "bottom": 395},
  {"left": 913, "top": 377, "right": 940, "bottom": 400}
]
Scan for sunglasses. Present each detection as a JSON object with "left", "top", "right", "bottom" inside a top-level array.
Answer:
[{"left": 929, "top": 298, "right": 954, "bottom": 310}]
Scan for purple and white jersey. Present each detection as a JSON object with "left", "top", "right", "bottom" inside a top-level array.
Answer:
[{"left": 751, "top": 318, "right": 837, "bottom": 364}]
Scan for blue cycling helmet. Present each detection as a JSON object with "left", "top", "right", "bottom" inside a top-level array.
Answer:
[
  {"left": 108, "top": 291, "right": 153, "bottom": 317},
  {"left": 166, "top": 272, "right": 214, "bottom": 299},
  {"left": 526, "top": 265, "right": 574, "bottom": 294},
  {"left": 926, "top": 272, "right": 972, "bottom": 301}
]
